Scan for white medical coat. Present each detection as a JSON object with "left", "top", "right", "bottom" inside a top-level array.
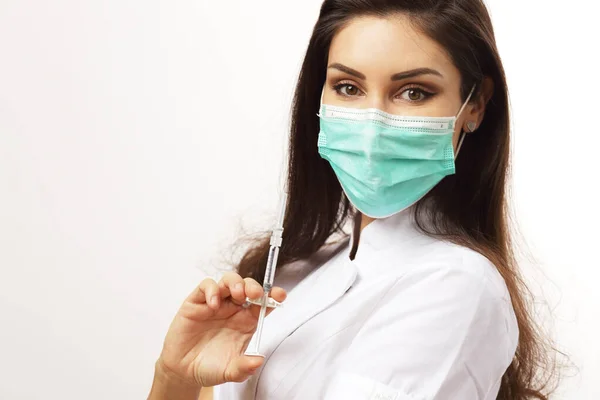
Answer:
[{"left": 214, "top": 207, "right": 519, "bottom": 399}]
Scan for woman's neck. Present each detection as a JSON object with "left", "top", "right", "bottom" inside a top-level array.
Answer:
[
  {"left": 360, "top": 213, "right": 376, "bottom": 232},
  {"left": 349, "top": 212, "right": 377, "bottom": 260}
]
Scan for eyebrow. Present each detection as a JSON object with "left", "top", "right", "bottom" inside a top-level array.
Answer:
[{"left": 327, "top": 63, "right": 443, "bottom": 81}]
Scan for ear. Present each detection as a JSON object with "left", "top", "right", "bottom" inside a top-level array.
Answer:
[{"left": 463, "top": 76, "right": 494, "bottom": 132}]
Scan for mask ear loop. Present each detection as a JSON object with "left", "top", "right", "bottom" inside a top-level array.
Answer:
[
  {"left": 455, "top": 131, "right": 467, "bottom": 158},
  {"left": 454, "top": 84, "right": 477, "bottom": 159}
]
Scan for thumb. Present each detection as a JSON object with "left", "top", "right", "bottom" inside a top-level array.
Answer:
[{"left": 224, "top": 355, "right": 265, "bottom": 383}]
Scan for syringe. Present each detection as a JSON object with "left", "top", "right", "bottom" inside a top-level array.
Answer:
[{"left": 244, "top": 191, "right": 288, "bottom": 357}]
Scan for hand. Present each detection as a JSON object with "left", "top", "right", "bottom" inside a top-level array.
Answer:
[{"left": 156, "top": 272, "right": 287, "bottom": 388}]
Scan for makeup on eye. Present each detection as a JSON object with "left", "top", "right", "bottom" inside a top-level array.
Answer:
[{"left": 330, "top": 80, "right": 437, "bottom": 103}]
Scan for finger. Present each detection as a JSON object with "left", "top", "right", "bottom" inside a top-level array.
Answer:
[
  {"left": 243, "top": 277, "right": 264, "bottom": 300},
  {"left": 242, "top": 281, "right": 286, "bottom": 319},
  {"left": 219, "top": 272, "right": 246, "bottom": 303},
  {"left": 264, "top": 286, "right": 287, "bottom": 317},
  {"left": 269, "top": 286, "right": 287, "bottom": 303},
  {"left": 187, "top": 277, "right": 221, "bottom": 310},
  {"left": 224, "top": 355, "right": 265, "bottom": 383}
]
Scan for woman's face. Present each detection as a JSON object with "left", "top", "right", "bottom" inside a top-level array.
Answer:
[{"left": 323, "top": 14, "right": 485, "bottom": 148}]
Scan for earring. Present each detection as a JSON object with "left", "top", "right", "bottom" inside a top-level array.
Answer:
[{"left": 466, "top": 121, "right": 477, "bottom": 132}]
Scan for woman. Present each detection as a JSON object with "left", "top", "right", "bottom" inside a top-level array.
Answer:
[{"left": 148, "top": 0, "right": 557, "bottom": 399}]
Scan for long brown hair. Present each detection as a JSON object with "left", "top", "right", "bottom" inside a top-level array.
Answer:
[{"left": 234, "top": 0, "right": 559, "bottom": 398}]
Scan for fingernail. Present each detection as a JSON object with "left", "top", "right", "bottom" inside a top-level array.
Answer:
[
  {"left": 234, "top": 283, "right": 243, "bottom": 291},
  {"left": 210, "top": 295, "right": 218, "bottom": 307}
]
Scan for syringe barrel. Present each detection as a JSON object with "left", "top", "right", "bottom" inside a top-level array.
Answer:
[
  {"left": 264, "top": 246, "right": 280, "bottom": 290},
  {"left": 261, "top": 192, "right": 287, "bottom": 292}
]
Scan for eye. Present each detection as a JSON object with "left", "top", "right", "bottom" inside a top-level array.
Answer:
[
  {"left": 398, "top": 87, "right": 434, "bottom": 102},
  {"left": 332, "top": 82, "right": 363, "bottom": 97}
]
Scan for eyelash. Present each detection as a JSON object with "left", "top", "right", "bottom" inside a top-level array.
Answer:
[{"left": 331, "top": 81, "right": 436, "bottom": 102}]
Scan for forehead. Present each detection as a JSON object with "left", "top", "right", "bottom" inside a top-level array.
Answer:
[{"left": 327, "top": 15, "right": 458, "bottom": 80}]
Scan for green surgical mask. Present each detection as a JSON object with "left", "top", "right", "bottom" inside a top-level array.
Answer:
[{"left": 317, "top": 85, "right": 475, "bottom": 218}]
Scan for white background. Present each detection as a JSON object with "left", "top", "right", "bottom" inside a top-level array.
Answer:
[{"left": 0, "top": 1, "right": 597, "bottom": 399}]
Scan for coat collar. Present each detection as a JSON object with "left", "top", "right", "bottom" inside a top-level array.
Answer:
[
  {"left": 259, "top": 205, "right": 420, "bottom": 348},
  {"left": 247, "top": 204, "right": 425, "bottom": 396},
  {"left": 240, "top": 239, "right": 357, "bottom": 397},
  {"left": 257, "top": 238, "right": 357, "bottom": 359}
]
